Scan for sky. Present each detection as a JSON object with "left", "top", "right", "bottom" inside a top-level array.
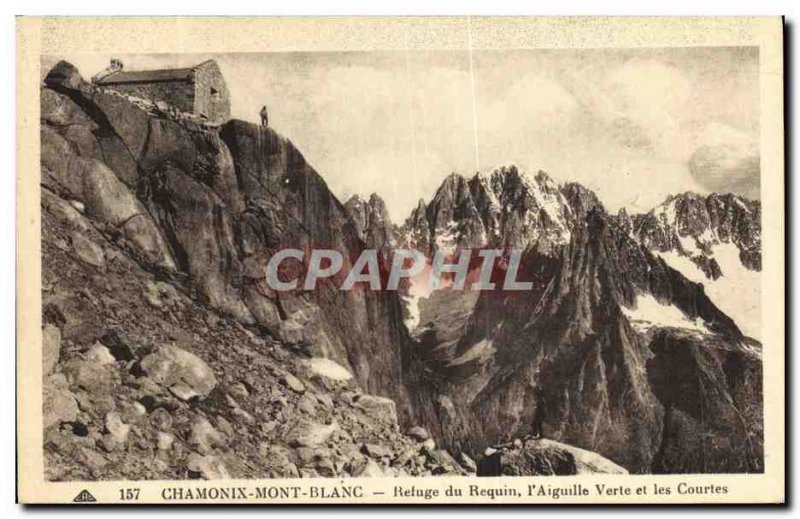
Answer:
[{"left": 46, "top": 48, "right": 760, "bottom": 222}]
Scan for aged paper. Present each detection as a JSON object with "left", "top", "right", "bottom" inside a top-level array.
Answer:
[{"left": 17, "top": 16, "right": 784, "bottom": 504}]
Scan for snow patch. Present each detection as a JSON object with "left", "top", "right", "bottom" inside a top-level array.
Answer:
[
  {"left": 622, "top": 293, "right": 711, "bottom": 334},
  {"left": 402, "top": 264, "right": 437, "bottom": 331},
  {"left": 402, "top": 291, "right": 422, "bottom": 331},
  {"left": 657, "top": 243, "right": 761, "bottom": 340},
  {"left": 703, "top": 243, "right": 761, "bottom": 340},
  {"left": 434, "top": 220, "right": 460, "bottom": 256},
  {"left": 656, "top": 251, "right": 706, "bottom": 283},
  {"left": 678, "top": 234, "right": 698, "bottom": 255}
]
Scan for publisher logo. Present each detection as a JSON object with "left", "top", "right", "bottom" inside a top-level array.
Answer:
[{"left": 73, "top": 489, "right": 97, "bottom": 503}]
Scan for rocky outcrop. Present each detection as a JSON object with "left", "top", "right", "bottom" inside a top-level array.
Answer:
[
  {"left": 39, "top": 60, "right": 444, "bottom": 481},
  {"left": 478, "top": 437, "right": 628, "bottom": 476},
  {"left": 343, "top": 193, "right": 395, "bottom": 252},
  {"left": 40, "top": 61, "right": 412, "bottom": 418}
]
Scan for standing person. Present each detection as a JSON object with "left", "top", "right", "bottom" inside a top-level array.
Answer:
[{"left": 260, "top": 105, "right": 269, "bottom": 127}]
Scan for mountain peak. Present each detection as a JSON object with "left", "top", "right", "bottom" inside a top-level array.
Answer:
[
  {"left": 398, "top": 164, "right": 574, "bottom": 254},
  {"left": 344, "top": 192, "right": 393, "bottom": 248},
  {"left": 344, "top": 193, "right": 367, "bottom": 207}
]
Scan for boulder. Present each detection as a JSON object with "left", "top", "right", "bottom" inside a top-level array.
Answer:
[
  {"left": 477, "top": 438, "right": 628, "bottom": 476},
  {"left": 427, "top": 449, "right": 463, "bottom": 474},
  {"left": 99, "top": 330, "right": 139, "bottom": 362},
  {"left": 188, "top": 416, "right": 226, "bottom": 454},
  {"left": 393, "top": 447, "right": 418, "bottom": 468},
  {"left": 275, "top": 313, "right": 308, "bottom": 345},
  {"left": 43, "top": 61, "right": 93, "bottom": 98},
  {"left": 42, "top": 323, "right": 61, "bottom": 375},
  {"left": 297, "top": 393, "right": 317, "bottom": 414},
  {"left": 157, "top": 432, "right": 175, "bottom": 451},
  {"left": 227, "top": 382, "right": 249, "bottom": 401},
  {"left": 186, "top": 453, "right": 230, "bottom": 480},
  {"left": 41, "top": 187, "right": 91, "bottom": 233},
  {"left": 84, "top": 342, "right": 115, "bottom": 365},
  {"left": 458, "top": 452, "right": 478, "bottom": 473},
  {"left": 40, "top": 125, "right": 175, "bottom": 270},
  {"left": 349, "top": 457, "right": 384, "bottom": 477},
  {"left": 407, "top": 426, "right": 430, "bottom": 442},
  {"left": 104, "top": 411, "right": 131, "bottom": 443},
  {"left": 241, "top": 285, "right": 282, "bottom": 329},
  {"left": 279, "top": 373, "right": 305, "bottom": 394},
  {"left": 303, "top": 357, "right": 353, "bottom": 382},
  {"left": 71, "top": 232, "right": 105, "bottom": 268},
  {"left": 299, "top": 468, "right": 319, "bottom": 478},
  {"left": 259, "top": 445, "right": 299, "bottom": 478},
  {"left": 120, "top": 214, "right": 176, "bottom": 270},
  {"left": 148, "top": 408, "right": 173, "bottom": 431},
  {"left": 62, "top": 357, "right": 115, "bottom": 396},
  {"left": 42, "top": 374, "right": 79, "bottom": 428},
  {"left": 76, "top": 159, "right": 142, "bottom": 226},
  {"left": 361, "top": 443, "right": 391, "bottom": 459},
  {"left": 139, "top": 345, "right": 218, "bottom": 401},
  {"left": 353, "top": 394, "right": 397, "bottom": 425},
  {"left": 40, "top": 87, "right": 94, "bottom": 128},
  {"left": 40, "top": 128, "right": 137, "bottom": 225},
  {"left": 286, "top": 419, "right": 338, "bottom": 448},
  {"left": 42, "top": 292, "right": 101, "bottom": 344}
]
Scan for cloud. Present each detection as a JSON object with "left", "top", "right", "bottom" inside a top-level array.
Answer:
[
  {"left": 688, "top": 147, "right": 760, "bottom": 199},
  {"left": 687, "top": 123, "right": 760, "bottom": 199},
  {"left": 593, "top": 59, "right": 692, "bottom": 153},
  {"left": 606, "top": 117, "right": 654, "bottom": 150}
]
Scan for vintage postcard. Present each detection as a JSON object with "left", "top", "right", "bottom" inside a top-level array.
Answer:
[{"left": 16, "top": 16, "right": 784, "bottom": 504}]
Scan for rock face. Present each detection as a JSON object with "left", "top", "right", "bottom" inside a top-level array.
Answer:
[
  {"left": 395, "top": 166, "right": 762, "bottom": 474},
  {"left": 41, "top": 60, "right": 411, "bottom": 414},
  {"left": 39, "top": 61, "right": 460, "bottom": 481},
  {"left": 343, "top": 193, "right": 395, "bottom": 252},
  {"left": 629, "top": 192, "right": 761, "bottom": 273},
  {"left": 39, "top": 61, "right": 762, "bottom": 480},
  {"left": 626, "top": 192, "right": 762, "bottom": 339},
  {"left": 399, "top": 166, "right": 572, "bottom": 255}
]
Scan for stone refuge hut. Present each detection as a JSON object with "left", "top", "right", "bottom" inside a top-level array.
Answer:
[{"left": 93, "top": 59, "right": 230, "bottom": 125}]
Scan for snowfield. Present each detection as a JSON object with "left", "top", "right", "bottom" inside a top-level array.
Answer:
[
  {"left": 657, "top": 242, "right": 761, "bottom": 340},
  {"left": 622, "top": 293, "right": 711, "bottom": 334}
]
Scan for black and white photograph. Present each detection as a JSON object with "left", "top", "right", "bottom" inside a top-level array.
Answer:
[{"left": 13, "top": 15, "right": 786, "bottom": 505}]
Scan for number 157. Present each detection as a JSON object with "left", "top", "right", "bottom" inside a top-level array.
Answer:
[{"left": 119, "top": 488, "right": 140, "bottom": 501}]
